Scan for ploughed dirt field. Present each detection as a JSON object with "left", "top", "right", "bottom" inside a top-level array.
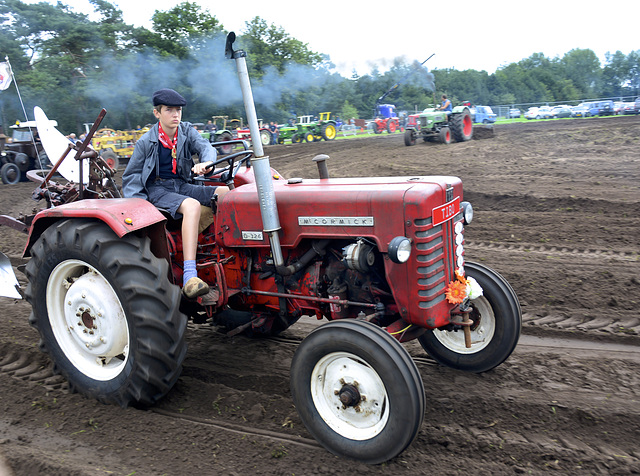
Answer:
[{"left": 0, "top": 115, "right": 639, "bottom": 475}]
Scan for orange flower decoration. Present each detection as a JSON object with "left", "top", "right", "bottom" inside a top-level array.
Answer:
[
  {"left": 445, "top": 280, "right": 467, "bottom": 304},
  {"left": 455, "top": 269, "right": 469, "bottom": 286}
]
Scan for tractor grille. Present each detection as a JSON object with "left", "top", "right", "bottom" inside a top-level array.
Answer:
[
  {"left": 413, "top": 216, "right": 447, "bottom": 309},
  {"left": 412, "top": 211, "right": 464, "bottom": 310}
]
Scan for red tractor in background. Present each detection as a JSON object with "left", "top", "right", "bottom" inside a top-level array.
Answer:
[
  {"left": 371, "top": 103, "right": 401, "bottom": 133},
  {"left": 0, "top": 35, "right": 521, "bottom": 464}
]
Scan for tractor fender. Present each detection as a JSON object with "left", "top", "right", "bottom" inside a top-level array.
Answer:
[
  {"left": 451, "top": 105, "right": 469, "bottom": 114},
  {"left": 23, "top": 198, "right": 169, "bottom": 260}
]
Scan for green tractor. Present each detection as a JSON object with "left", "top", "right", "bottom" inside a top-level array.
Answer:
[
  {"left": 404, "top": 105, "right": 473, "bottom": 146},
  {"left": 277, "top": 112, "right": 338, "bottom": 144}
]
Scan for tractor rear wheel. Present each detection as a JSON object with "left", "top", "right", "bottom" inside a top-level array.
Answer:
[
  {"left": 25, "top": 219, "right": 187, "bottom": 407},
  {"left": 386, "top": 120, "right": 397, "bottom": 133},
  {"left": 417, "top": 261, "right": 521, "bottom": 373},
  {"left": 215, "top": 131, "right": 234, "bottom": 155},
  {"left": 100, "top": 149, "right": 120, "bottom": 170},
  {"left": 450, "top": 108, "right": 473, "bottom": 142},
  {"left": 14, "top": 152, "right": 30, "bottom": 172},
  {"left": 439, "top": 127, "right": 451, "bottom": 144},
  {"left": 321, "top": 123, "right": 337, "bottom": 141},
  {"left": 404, "top": 129, "right": 416, "bottom": 146},
  {"left": 259, "top": 129, "right": 272, "bottom": 146},
  {"left": 291, "top": 320, "right": 424, "bottom": 464}
]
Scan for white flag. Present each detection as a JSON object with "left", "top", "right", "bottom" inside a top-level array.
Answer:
[{"left": 0, "top": 62, "right": 12, "bottom": 91}]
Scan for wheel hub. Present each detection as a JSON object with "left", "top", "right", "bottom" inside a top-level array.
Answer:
[
  {"left": 61, "top": 272, "right": 128, "bottom": 359},
  {"left": 338, "top": 383, "right": 361, "bottom": 407}
]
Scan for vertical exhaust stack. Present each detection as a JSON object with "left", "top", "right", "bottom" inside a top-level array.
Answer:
[{"left": 225, "top": 32, "right": 284, "bottom": 268}]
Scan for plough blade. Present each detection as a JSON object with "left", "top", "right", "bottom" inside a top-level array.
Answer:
[{"left": 0, "top": 252, "right": 22, "bottom": 299}]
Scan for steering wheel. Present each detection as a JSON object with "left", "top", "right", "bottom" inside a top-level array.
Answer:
[{"left": 193, "top": 149, "right": 253, "bottom": 185}]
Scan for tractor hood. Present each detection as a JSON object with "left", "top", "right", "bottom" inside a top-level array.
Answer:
[{"left": 217, "top": 175, "right": 463, "bottom": 251}]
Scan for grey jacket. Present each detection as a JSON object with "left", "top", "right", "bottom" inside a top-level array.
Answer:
[{"left": 122, "top": 122, "right": 217, "bottom": 200}]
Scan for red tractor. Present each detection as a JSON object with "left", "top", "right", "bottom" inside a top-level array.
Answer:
[
  {"left": 371, "top": 103, "right": 401, "bottom": 134},
  {"left": 0, "top": 34, "right": 521, "bottom": 464}
]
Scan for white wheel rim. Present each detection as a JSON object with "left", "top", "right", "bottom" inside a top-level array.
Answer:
[
  {"left": 310, "top": 352, "right": 389, "bottom": 441},
  {"left": 47, "top": 260, "right": 130, "bottom": 380},
  {"left": 433, "top": 296, "right": 496, "bottom": 354}
]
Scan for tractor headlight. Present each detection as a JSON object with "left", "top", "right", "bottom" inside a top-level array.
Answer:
[
  {"left": 388, "top": 236, "right": 411, "bottom": 264},
  {"left": 461, "top": 201, "right": 473, "bottom": 225}
]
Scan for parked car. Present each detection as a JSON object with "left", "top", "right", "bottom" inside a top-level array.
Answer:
[
  {"left": 551, "top": 105, "right": 573, "bottom": 119},
  {"left": 622, "top": 102, "right": 637, "bottom": 115},
  {"left": 614, "top": 101, "right": 625, "bottom": 115},
  {"left": 509, "top": 108, "right": 521, "bottom": 118},
  {"left": 571, "top": 104, "right": 591, "bottom": 118},
  {"left": 594, "top": 100, "right": 615, "bottom": 116},
  {"left": 635, "top": 97, "right": 640, "bottom": 114},
  {"left": 524, "top": 106, "right": 553, "bottom": 120}
]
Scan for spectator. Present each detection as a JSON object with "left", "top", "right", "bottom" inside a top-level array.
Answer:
[{"left": 269, "top": 121, "right": 278, "bottom": 145}]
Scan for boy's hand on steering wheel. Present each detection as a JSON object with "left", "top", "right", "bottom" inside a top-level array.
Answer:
[{"left": 192, "top": 162, "right": 213, "bottom": 175}]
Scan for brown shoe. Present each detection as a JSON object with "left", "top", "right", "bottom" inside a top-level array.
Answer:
[{"left": 183, "top": 277, "right": 210, "bottom": 298}]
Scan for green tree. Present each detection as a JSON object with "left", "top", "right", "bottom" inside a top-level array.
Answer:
[
  {"left": 240, "top": 17, "right": 323, "bottom": 77},
  {"left": 560, "top": 49, "right": 602, "bottom": 98},
  {"left": 148, "top": 1, "right": 224, "bottom": 58}
]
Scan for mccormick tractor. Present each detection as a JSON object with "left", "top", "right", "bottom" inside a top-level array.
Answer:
[
  {"left": 0, "top": 34, "right": 521, "bottom": 464},
  {"left": 404, "top": 104, "right": 474, "bottom": 145},
  {"left": 277, "top": 112, "right": 337, "bottom": 144}
]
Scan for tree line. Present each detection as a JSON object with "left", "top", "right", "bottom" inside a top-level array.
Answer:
[{"left": 1, "top": 0, "right": 638, "bottom": 134}]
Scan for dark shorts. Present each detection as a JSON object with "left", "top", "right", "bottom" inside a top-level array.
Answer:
[{"left": 147, "top": 179, "right": 217, "bottom": 219}]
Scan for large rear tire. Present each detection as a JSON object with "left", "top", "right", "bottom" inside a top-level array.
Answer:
[
  {"left": 100, "top": 149, "right": 120, "bottom": 170},
  {"left": 386, "top": 120, "right": 397, "bottom": 133},
  {"left": 215, "top": 131, "right": 234, "bottom": 155},
  {"left": 450, "top": 108, "right": 473, "bottom": 142},
  {"left": 259, "top": 129, "right": 272, "bottom": 146},
  {"left": 417, "top": 261, "right": 521, "bottom": 373},
  {"left": 25, "top": 219, "right": 187, "bottom": 407},
  {"left": 321, "top": 123, "right": 337, "bottom": 141},
  {"left": 291, "top": 320, "right": 424, "bottom": 464}
]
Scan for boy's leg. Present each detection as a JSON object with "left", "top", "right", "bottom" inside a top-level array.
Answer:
[{"left": 178, "top": 197, "right": 209, "bottom": 297}]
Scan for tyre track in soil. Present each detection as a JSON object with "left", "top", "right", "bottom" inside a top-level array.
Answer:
[{"left": 1, "top": 322, "right": 639, "bottom": 474}]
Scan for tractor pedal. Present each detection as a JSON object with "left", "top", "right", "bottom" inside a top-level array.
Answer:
[{"left": 197, "top": 288, "right": 219, "bottom": 306}]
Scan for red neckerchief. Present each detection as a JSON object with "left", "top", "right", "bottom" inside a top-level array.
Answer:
[{"left": 158, "top": 122, "right": 178, "bottom": 174}]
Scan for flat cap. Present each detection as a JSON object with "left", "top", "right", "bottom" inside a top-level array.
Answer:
[{"left": 152, "top": 88, "right": 187, "bottom": 107}]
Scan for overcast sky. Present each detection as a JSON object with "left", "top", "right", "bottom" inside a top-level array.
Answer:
[{"left": 25, "top": 0, "right": 639, "bottom": 77}]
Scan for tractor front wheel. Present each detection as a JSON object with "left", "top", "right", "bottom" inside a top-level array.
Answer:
[
  {"left": 439, "top": 127, "right": 451, "bottom": 144},
  {"left": 25, "top": 219, "right": 187, "bottom": 407},
  {"left": 404, "top": 129, "right": 416, "bottom": 146},
  {"left": 1, "top": 162, "right": 20, "bottom": 184},
  {"left": 291, "top": 320, "right": 424, "bottom": 464},
  {"left": 417, "top": 261, "right": 521, "bottom": 373},
  {"left": 304, "top": 132, "right": 315, "bottom": 143}
]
